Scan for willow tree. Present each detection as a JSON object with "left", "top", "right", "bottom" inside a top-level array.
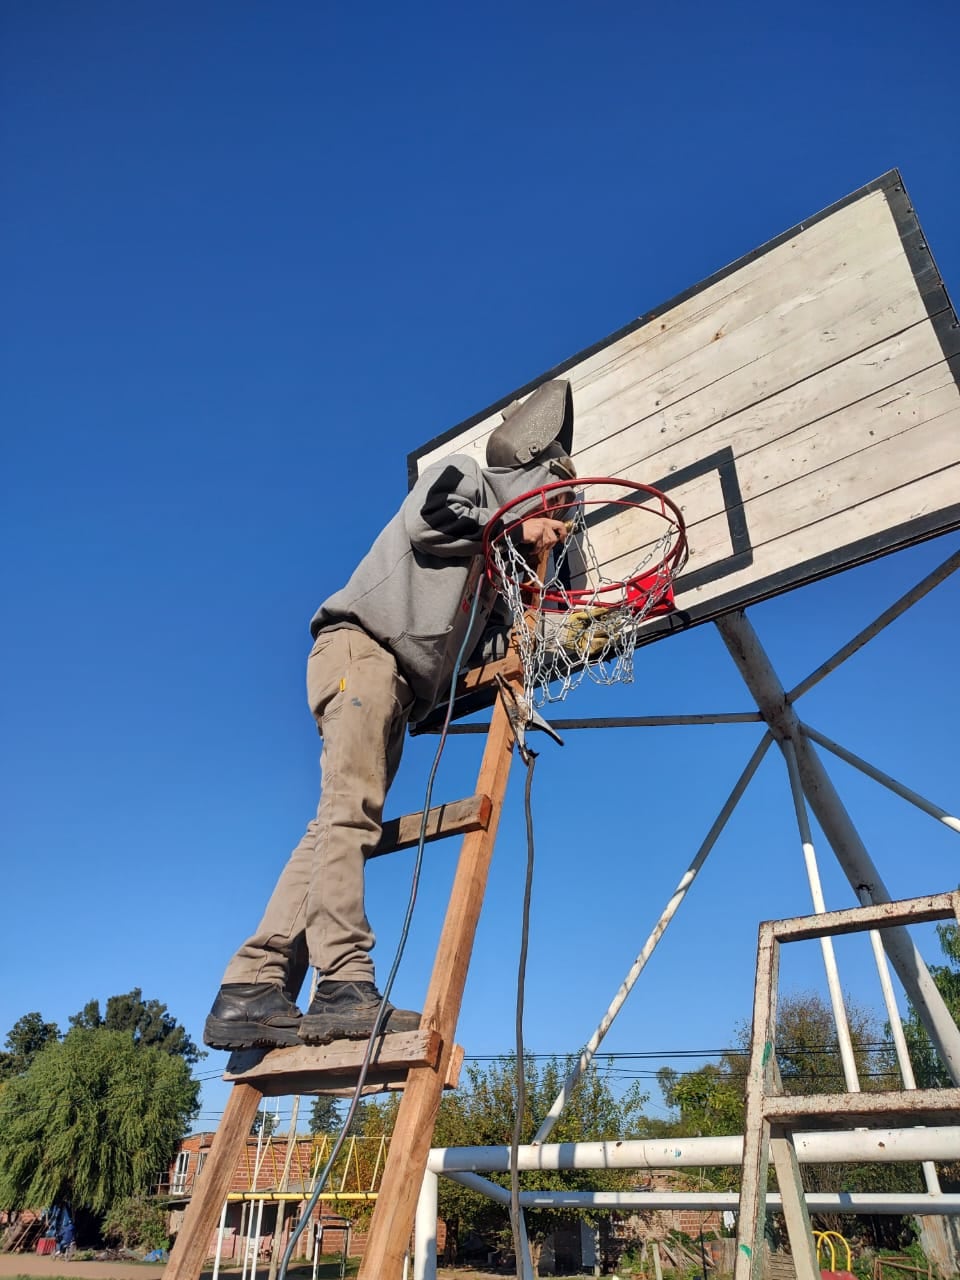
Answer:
[{"left": 0, "top": 1027, "right": 199, "bottom": 1216}]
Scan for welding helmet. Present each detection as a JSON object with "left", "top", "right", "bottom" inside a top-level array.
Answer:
[{"left": 485, "top": 379, "right": 575, "bottom": 470}]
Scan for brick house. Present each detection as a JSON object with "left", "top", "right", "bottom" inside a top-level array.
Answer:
[{"left": 159, "top": 1131, "right": 384, "bottom": 1263}]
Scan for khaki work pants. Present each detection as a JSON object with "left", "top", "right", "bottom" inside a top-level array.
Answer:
[{"left": 223, "top": 628, "right": 414, "bottom": 992}]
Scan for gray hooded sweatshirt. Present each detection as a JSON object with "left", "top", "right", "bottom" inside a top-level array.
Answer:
[{"left": 311, "top": 452, "right": 562, "bottom": 721}]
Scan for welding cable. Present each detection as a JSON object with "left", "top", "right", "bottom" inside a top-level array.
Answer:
[
  {"left": 278, "top": 579, "right": 487, "bottom": 1280},
  {"left": 510, "top": 750, "right": 537, "bottom": 1280}
]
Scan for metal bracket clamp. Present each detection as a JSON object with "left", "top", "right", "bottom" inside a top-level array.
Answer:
[{"left": 494, "top": 673, "right": 564, "bottom": 763}]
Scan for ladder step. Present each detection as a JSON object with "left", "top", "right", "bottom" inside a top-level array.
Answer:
[
  {"left": 410, "top": 654, "right": 524, "bottom": 733},
  {"left": 222, "top": 1031, "right": 464, "bottom": 1097},
  {"left": 764, "top": 1087, "right": 960, "bottom": 1128},
  {"left": 372, "top": 794, "right": 491, "bottom": 857}
]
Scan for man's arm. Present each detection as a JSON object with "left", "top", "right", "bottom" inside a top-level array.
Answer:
[
  {"left": 405, "top": 456, "right": 569, "bottom": 560},
  {"left": 403, "top": 460, "right": 491, "bottom": 558}
]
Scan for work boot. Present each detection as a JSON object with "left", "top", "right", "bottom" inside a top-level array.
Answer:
[
  {"left": 298, "top": 981, "right": 421, "bottom": 1045},
  {"left": 203, "top": 983, "right": 303, "bottom": 1050}
]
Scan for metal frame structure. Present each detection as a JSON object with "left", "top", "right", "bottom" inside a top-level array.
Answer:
[
  {"left": 415, "top": 545, "right": 960, "bottom": 1280},
  {"left": 735, "top": 894, "right": 960, "bottom": 1280}
]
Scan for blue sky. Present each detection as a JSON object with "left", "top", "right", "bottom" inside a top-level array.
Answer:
[{"left": 3, "top": 2, "right": 959, "bottom": 1130}]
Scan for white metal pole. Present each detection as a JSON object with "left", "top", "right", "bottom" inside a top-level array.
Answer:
[
  {"left": 211, "top": 1200, "right": 228, "bottom": 1280},
  {"left": 801, "top": 723, "right": 960, "bottom": 834},
  {"left": 414, "top": 1170, "right": 439, "bottom": 1280},
  {"left": 787, "top": 547, "right": 960, "bottom": 702},
  {"left": 428, "top": 1127, "right": 960, "bottom": 1173},
  {"left": 250, "top": 1196, "right": 265, "bottom": 1280},
  {"left": 533, "top": 733, "right": 772, "bottom": 1142},
  {"left": 781, "top": 738, "right": 861, "bottom": 1091},
  {"left": 239, "top": 1202, "right": 250, "bottom": 1280},
  {"left": 434, "top": 1184, "right": 960, "bottom": 1212},
  {"left": 517, "top": 1211, "right": 536, "bottom": 1280},
  {"left": 716, "top": 610, "right": 960, "bottom": 1084},
  {"left": 857, "top": 886, "right": 942, "bottom": 1195}
]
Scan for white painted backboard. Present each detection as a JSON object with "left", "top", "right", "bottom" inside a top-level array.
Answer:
[{"left": 409, "top": 171, "right": 960, "bottom": 643}]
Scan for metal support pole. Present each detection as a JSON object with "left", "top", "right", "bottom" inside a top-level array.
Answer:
[
  {"left": 716, "top": 610, "right": 960, "bottom": 1085},
  {"left": 735, "top": 924, "right": 778, "bottom": 1280},
  {"left": 858, "top": 887, "right": 942, "bottom": 1195},
  {"left": 517, "top": 1211, "right": 536, "bottom": 1280},
  {"left": 249, "top": 1196, "right": 265, "bottom": 1280},
  {"left": 212, "top": 1200, "right": 228, "bottom": 1280},
  {"left": 781, "top": 739, "right": 860, "bottom": 1091},
  {"left": 413, "top": 1170, "right": 438, "bottom": 1280},
  {"left": 534, "top": 734, "right": 773, "bottom": 1142},
  {"left": 787, "top": 547, "right": 960, "bottom": 702},
  {"left": 801, "top": 723, "right": 960, "bottom": 835},
  {"left": 428, "top": 1126, "right": 960, "bottom": 1174}
]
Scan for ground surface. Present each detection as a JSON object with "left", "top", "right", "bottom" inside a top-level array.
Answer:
[{"left": 0, "top": 1261, "right": 603, "bottom": 1280}]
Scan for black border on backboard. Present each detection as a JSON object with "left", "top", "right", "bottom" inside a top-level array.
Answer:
[{"left": 406, "top": 170, "right": 960, "bottom": 653}]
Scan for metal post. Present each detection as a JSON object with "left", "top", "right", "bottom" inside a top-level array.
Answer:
[
  {"left": 787, "top": 547, "right": 960, "bottom": 702},
  {"left": 716, "top": 610, "right": 960, "bottom": 1084},
  {"left": 858, "top": 887, "right": 942, "bottom": 1195},
  {"left": 781, "top": 739, "right": 860, "bottom": 1091},
  {"left": 735, "top": 923, "right": 778, "bottom": 1280},
  {"left": 249, "top": 1196, "right": 265, "bottom": 1280},
  {"left": 517, "top": 1210, "right": 536, "bottom": 1280},
  {"left": 414, "top": 1170, "right": 438, "bottom": 1280},
  {"left": 239, "top": 1202, "right": 250, "bottom": 1280},
  {"left": 801, "top": 723, "right": 960, "bottom": 835},
  {"left": 212, "top": 1200, "right": 228, "bottom": 1280}
]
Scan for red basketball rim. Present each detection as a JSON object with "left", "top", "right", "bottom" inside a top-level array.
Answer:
[{"left": 483, "top": 476, "right": 687, "bottom": 611}]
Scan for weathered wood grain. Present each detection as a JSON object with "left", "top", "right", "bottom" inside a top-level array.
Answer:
[
  {"left": 221, "top": 1030, "right": 464, "bottom": 1096},
  {"left": 412, "top": 183, "right": 960, "bottom": 628},
  {"left": 372, "top": 794, "right": 492, "bottom": 857}
]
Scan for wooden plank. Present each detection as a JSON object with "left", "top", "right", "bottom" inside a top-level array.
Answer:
[
  {"left": 220, "top": 1032, "right": 463, "bottom": 1097},
  {"left": 593, "top": 359, "right": 960, "bottom": 575},
  {"left": 359, "top": 686, "right": 519, "bottom": 1279},
  {"left": 764, "top": 1087, "right": 960, "bottom": 1128},
  {"left": 668, "top": 411, "right": 960, "bottom": 612},
  {"left": 581, "top": 315, "right": 950, "bottom": 490},
  {"left": 166, "top": 1082, "right": 263, "bottom": 1280},
  {"left": 457, "top": 648, "right": 523, "bottom": 693},
  {"left": 415, "top": 190, "right": 907, "bottom": 469},
  {"left": 371, "top": 794, "right": 492, "bottom": 857},
  {"left": 735, "top": 924, "right": 780, "bottom": 1280},
  {"left": 572, "top": 268, "right": 938, "bottom": 483},
  {"left": 579, "top": 363, "right": 960, "bottom": 612},
  {"left": 768, "top": 893, "right": 960, "bottom": 943},
  {"left": 224, "top": 1029, "right": 442, "bottom": 1087}
]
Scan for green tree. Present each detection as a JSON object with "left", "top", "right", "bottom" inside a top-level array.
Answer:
[
  {"left": 902, "top": 920, "right": 960, "bottom": 1089},
  {"left": 69, "top": 988, "right": 203, "bottom": 1065},
  {"left": 308, "top": 1096, "right": 342, "bottom": 1134},
  {"left": 0, "top": 1012, "right": 60, "bottom": 1081},
  {"left": 102, "top": 1195, "right": 171, "bottom": 1251},
  {"left": 657, "top": 1060, "right": 746, "bottom": 1137},
  {"left": 251, "top": 1109, "right": 279, "bottom": 1138},
  {"left": 432, "top": 1055, "right": 649, "bottom": 1272},
  {"left": 0, "top": 1027, "right": 199, "bottom": 1219}
]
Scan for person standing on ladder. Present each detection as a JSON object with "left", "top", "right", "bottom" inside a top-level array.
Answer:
[{"left": 204, "top": 379, "right": 577, "bottom": 1051}]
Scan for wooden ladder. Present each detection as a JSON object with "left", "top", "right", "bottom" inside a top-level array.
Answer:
[
  {"left": 166, "top": 650, "right": 526, "bottom": 1280},
  {"left": 735, "top": 892, "right": 960, "bottom": 1280}
]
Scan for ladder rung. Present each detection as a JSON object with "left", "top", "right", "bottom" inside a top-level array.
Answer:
[
  {"left": 222, "top": 1031, "right": 463, "bottom": 1098},
  {"left": 764, "top": 1087, "right": 960, "bottom": 1128},
  {"left": 372, "top": 794, "right": 492, "bottom": 857}
]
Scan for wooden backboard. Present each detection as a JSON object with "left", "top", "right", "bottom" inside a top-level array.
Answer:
[{"left": 408, "top": 171, "right": 960, "bottom": 642}]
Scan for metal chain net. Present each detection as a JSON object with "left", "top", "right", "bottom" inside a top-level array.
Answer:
[{"left": 490, "top": 502, "right": 677, "bottom": 709}]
